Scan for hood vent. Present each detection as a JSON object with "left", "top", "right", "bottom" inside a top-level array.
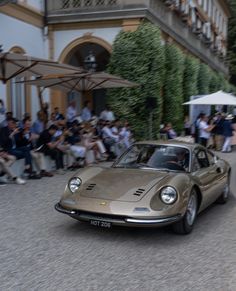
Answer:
[
  {"left": 86, "top": 183, "right": 96, "bottom": 191},
  {"left": 133, "top": 188, "right": 145, "bottom": 196}
]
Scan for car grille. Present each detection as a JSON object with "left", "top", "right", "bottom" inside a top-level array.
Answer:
[
  {"left": 74, "top": 210, "right": 128, "bottom": 222},
  {"left": 133, "top": 188, "right": 145, "bottom": 196},
  {"left": 86, "top": 183, "right": 96, "bottom": 190}
]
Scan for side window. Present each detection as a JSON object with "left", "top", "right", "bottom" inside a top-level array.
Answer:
[{"left": 196, "top": 149, "right": 209, "bottom": 168}]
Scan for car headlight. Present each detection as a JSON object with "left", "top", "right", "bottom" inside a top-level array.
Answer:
[
  {"left": 68, "top": 177, "right": 82, "bottom": 193},
  {"left": 160, "top": 186, "right": 177, "bottom": 204}
]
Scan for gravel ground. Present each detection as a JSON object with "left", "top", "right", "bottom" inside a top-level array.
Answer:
[{"left": 0, "top": 155, "right": 236, "bottom": 291}]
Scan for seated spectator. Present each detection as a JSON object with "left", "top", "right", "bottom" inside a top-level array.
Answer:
[
  {"left": 160, "top": 123, "right": 177, "bottom": 139},
  {"left": 81, "top": 101, "right": 92, "bottom": 122},
  {"left": 54, "top": 107, "right": 65, "bottom": 121},
  {"left": 102, "top": 121, "right": 119, "bottom": 160},
  {"left": 81, "top": 122, "right": 107, "bottom": 163},
  {"left": 47, "top": 112, "right": 58, "bottom": 128},
  {"left": 0, "top": 118, "right": 37, "bottom": 179},
  {"left": 17, "top": 118, "right": 53, "bottom": 177},
  {"left": 36, "top": 125, "right": 65, "bottom": 173},
  {"left": 32, "top": 110, "right": 45, "bottom": 135},
  {"left": 66, "top": 100, "right": 77, "bottom": 126},
  {"left": 100, "top": 105, "right": 115, "bottom": 121},
  {"left": 119, "top": 121, "right": 132, "bottom": 150},
  {"left": 0, "top": 99, "right": 6, "bottom": 125},
  {"left": 0, "top": 148, "right": 26, "bottom": 184},
  {"left": 0, "top": 111, "right": 14, "bottom": 128}
]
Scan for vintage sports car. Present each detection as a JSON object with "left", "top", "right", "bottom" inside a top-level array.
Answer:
[{"left": 55, "top": 141, "right": 231, "bottom": 234}]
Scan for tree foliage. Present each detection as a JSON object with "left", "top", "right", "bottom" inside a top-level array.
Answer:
[{"left": 107, "top": 22, "right": 165, "bottom": 139}]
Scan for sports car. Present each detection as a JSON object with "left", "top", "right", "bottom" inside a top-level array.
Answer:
[{"left": 55, "top": 141, "right": 231, "bottom": 234}]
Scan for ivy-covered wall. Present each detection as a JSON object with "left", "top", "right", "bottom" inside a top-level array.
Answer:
[
  {"left": 107, "top": 22, "right": 165, "bottom": 139},
  {"left": 107, "top": 22, "right": 233, "bottom": 139},
  {"left": 162, "top": 44, "right": 185, "bottom": 133}
]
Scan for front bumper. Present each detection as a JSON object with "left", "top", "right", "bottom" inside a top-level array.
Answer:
[{"left": 55, "top": 203, "right": 182, "bottom": 227}]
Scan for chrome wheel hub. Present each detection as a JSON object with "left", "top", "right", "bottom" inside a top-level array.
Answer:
[{"left": 186, "top": 194, "right": 197, "bottom": 226}]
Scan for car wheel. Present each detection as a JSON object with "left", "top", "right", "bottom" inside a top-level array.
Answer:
[
  {"left": 172, "top": 189, "right": 198, "bottom": 235},
  {"left": 216, "top": 175, "right": 230, "bottom": 204}
]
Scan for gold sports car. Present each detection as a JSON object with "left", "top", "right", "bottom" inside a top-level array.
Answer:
[{"left": 55, "top": 141, "right": 231, "bottom": 234}]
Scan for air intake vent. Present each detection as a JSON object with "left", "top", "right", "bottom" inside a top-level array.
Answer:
[
  {"left": 133, "top": 188, "right": 145, "bottom": 196},
  {"left": 86, "top": 183, "right": 96, "bottom": 190}
]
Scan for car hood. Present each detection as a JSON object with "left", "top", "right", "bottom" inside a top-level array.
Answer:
[{"left": 77, "top": 167, "right": 169, "bottom": 202}]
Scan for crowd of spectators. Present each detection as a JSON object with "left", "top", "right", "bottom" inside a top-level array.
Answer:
[
  {"left": 159, "top": 112, "right": 236, "bottom": 153},
  {"left": 0, "top": 99, "right": 133, "bottom": 186}
]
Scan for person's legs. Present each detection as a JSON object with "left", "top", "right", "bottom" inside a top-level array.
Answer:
[{"left": 0, "top": 156, "right": 26, "bottom": 184}]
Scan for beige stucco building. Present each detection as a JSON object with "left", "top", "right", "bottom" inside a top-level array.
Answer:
[{"left": 0, "top": 0, "right": 231, "bottom": 120}]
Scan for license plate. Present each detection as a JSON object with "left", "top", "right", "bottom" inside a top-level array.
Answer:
[{"left": 90, "top": 219, "right": 112, "bottom": 228}]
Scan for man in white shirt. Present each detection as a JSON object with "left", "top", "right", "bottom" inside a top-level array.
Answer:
[
  {"left": 66, "top": 101, "right": 77, "bottom": 124},
  {"left": 100, "top": 105, "right": 115, "bottom": 121},
  {"left": 199, "top": 114, "right": 215, "bottom": 147},
  {"left": 102, "top": 121, "right": 119, "bottom": 159}
]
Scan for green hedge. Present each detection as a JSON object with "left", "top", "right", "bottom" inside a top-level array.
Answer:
[
  {"left": 163, "top": 44, "right": 185, "bottom": 133},
  {"left": 107, "top": 22, "right": 165, "bottom": 139},
  {"left": 107, "top": 22, "right": 234, "bottom": 140}
]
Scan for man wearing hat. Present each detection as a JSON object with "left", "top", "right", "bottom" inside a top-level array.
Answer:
[{"left": 222, "top": 114, "right": 234, "bottom": 153}]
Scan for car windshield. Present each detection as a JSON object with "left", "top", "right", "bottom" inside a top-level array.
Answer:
[{"left": 113, "top": 144, "right": 190, "bottom": 172}]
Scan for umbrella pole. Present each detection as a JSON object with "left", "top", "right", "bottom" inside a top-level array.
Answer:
[
  {"left": 37, "top": 86, "right": 44, "bottom": 110},
  {"left": 37, "top": 86, "right": 48, "bottom": 128}
]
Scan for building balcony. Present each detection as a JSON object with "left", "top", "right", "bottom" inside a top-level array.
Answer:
[{"left": 46, "top": 0, "right": 229, "bottom": 75}]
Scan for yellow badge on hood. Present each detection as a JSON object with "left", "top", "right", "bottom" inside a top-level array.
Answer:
[{"left": 100, "top": 202, "right": 107, "bottom": 206}]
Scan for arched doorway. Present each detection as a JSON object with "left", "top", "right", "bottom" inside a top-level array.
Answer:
[{"left": 59, "top": 38, "right": 112, "bottom": 116}]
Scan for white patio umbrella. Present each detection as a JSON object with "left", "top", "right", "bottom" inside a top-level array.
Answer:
[
  {"left": 183, "top": 90, "right": 236, "bottom": 105},
  {"left": 0, "top": 51, "right": 84, "bottom": 83}
]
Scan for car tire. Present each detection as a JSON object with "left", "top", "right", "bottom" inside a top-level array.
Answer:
[
  {"left": 216, "top": 175, "right": 230, "bottom": 204},
  {"left": 172, "top": 189, "right": 198, "bottom": 235}
]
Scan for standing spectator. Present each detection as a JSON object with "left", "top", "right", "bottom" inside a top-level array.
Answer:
[
  {"left": 184, "top": 115, "right": 191, "bottom": 136},
  {"left": 194, "top": 113, "right": 204, "bottom": 143},
  {"left": 212, "top": 112, "right": 224, "bottom": 151},
  {"left": 81, "top": 101, "right": 92, "bottom": 122},
  {"left": 0, "top": 99, "right": 6, "bottom": 125},
  {"left": 199, "top": 114, "right": 215, "bottom": 147},
  {"left": 66, "top": 100, "right": 77, "bottom": 125},
  {"left": 222, "top": 114, "right": 234, "bottom": 153}
]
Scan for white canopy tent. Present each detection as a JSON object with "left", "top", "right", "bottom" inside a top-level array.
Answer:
[{"left": 183, "top": 90, "right": 236, "bottom": 105}]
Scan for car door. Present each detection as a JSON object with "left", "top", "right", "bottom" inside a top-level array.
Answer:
[{"left": 191, "top": 147, "right": 222, "bottom": 209}]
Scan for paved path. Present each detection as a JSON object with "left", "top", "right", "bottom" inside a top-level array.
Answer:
[{"left": 0, "top": 154, "right": 236, "bottom": 291}]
